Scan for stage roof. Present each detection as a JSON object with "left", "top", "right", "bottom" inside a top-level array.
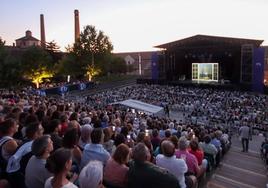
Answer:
[
  {"left": 155, "top": 35, "right": 264, "bottom": 49},
  {"left": 112, "top": 99, "right": 163, "bottom": 114}
]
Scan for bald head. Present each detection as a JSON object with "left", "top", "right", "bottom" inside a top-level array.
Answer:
[{"left": 161, "top": 140, "right": 175, "bottom": 157}]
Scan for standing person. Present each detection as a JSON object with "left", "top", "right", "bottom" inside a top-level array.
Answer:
[
  {"left": 239, "top": 123, "right": 252, "bottom": 152},
  {"left": 165, "top": 105, "right": 170, "bottom": 118}
]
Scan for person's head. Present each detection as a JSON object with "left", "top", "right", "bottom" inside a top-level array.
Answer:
[
  {"left": 178, "top": 136, "right": 188, "bottom": 151},
  {"left": 25, "top": 122, "right": 44, "bottom": 139},
  {"left": 46, "top": 148, "right": 72, "bottom": 175},
  {"left": 68, "top": 120, "right": 80, "bottom": 130},
  {"left": 161, "top": 140, "right": 175, "bottom": 157},
  {"left": 165, "top": 130, "right": 171, "bottom": 138},
  {"left": 82, "top": 117, "right": 91, "bottom": 125},
  {"left": 79, "top": 161, "right": 103, "bottom": 188},
  {"left": 189, "top": 139, "right": 199, "bottom": 152},
  {"left": 113, "top": 144, "right": 130, "bottom": 165},
  {"left": 45, "top": 119, "right": 61, "bottom": 134},
  {"left": 69, "top": 112, "right": 78, "bottom": 121},
  {"left": 62, "top": 128, "right": 79, "bottom": 148},
  {"left": 18, "top": 112, "right": 28, "bottom": 126},
  {"left": 204, "top": 135, "right": 212, "bottom": 144},
  {"left": 51, "top": 111, "right": 61, "bottom": 120},
  {"left": 91, "top": 128, "right": 103, "bottom": 144},
  {"left": 0, "top": 179, "right": 10, "bottom": 188},
  {"left": 132, "top": 143, "right": 150, "bottom": 162},
  {"left": 103, "top": 127, "right": 112, "bottom": 143},
  {"left": 0, "top": 118, "right": 18, "bottom": 136},
  {"left": 136, "top": 132, "right": 146, "bottom": 143},
  {"left": 32, "top": 135, "right": 53, "bottom": 158},
  {"left": 215, "top": 130, "right": 222, "bottom": 139},
  {"left": 152, "top": 129, "right": 159, "bottom": 138},
  {"left": 120, "top": 126, "right": 129, "bottom": 137},
  {"left": 169, "top": 135, "right": 179, "bottom": 149},
  {"left": 114, "top": 133, "right": 126, "bottom": 147},
  {"left": 80, "top": 124, "right": 92, "bottom": 143},
  {"left": 25, "top": 114, "right": 39, "bottom": 126}
]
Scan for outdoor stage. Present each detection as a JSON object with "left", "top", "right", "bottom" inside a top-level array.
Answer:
[{"left": 151, "top": 34, "right": 265, "bottom": 92}]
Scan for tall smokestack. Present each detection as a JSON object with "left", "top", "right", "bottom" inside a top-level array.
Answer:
[
  {"left": 40, "top": 14, "right": 46, "bottom": 48},
  {"left": 74, "top": 9, "right": 80, "bottom": 42}
]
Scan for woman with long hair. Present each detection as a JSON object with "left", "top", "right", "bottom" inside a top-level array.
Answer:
[{"left": 45, "top": 148, "right": 77, "bottom": 188}]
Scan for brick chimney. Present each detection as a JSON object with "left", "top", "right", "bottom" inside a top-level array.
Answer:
[
  {"left": 74, "top": 9, "right": 80, "bottom": 42},
  {"left": 40, "top": 14, "right": 46, "bottom": 48}
]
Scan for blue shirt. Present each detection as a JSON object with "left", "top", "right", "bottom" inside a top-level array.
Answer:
[
  {"left": 211, "top": 138, "right": 221, "bottom": 151},
  {"left": 81, "top": 143, "right": 110, "bottom": 169}
]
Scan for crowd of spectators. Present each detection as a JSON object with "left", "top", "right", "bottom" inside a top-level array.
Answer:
[{"left": 0, "top": 84, "right": 266, "bottom": 188}]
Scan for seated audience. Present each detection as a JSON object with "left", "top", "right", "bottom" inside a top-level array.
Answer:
[
  {"left": 128, "top": 143, "right": 180, "bottom": 188},
  {"left": 79, "top": 160, "right": 104, "bottom": 188},
  {"left": 7, "top": 122, "right": 43, "bottom": 188},
  {"left": 25, "top": 135, "right": 53, "bottom": 188},
  {"left": 62, "top": 128, "right": 82, "bottom": 173},
  {"left": 188, "top": 139, "right": 207, "bottom": 169},
  {"left": 0, "top": 119, "right": 18, "bottom": 178},
  {"left": 81, "top": 128, "right": 110, "bottom": 168},
  {"left": 156, "top": 140, "right": 192, "bottom": 188},
  {"left": 104, "top": 143, "right": 130, "bottom": 187},
  {"left": 199, "top": 135, "right": 218, "bottom": 159},
  {"left": 175, "top": 137, "right": 205, "bottom": 178},
  {"left": 45, "top": 148, "right": 78, "bottom": 188},
  {"left": 78, "top": 124, "right": 92, "bottom": 150}
]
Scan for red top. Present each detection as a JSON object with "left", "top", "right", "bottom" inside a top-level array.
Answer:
[{"left": 188, "top": 149, "right": 204, "bottom": 166}]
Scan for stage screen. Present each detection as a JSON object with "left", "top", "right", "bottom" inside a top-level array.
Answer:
[{"left": 192, "top": 63, "right": 218, "bottom": 81}]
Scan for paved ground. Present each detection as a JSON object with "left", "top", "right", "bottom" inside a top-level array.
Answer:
[{"left": 206, "top": 135, "right": 268, "bottom": 188}]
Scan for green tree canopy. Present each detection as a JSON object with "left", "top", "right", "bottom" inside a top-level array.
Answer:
[
  {"left": 21, "top": 46, "right": 54, "bottom": 88},
  {"left": 60, "top": 25, "right": 114, "bottom": 79}
]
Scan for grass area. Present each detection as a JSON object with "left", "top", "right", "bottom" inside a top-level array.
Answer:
[{"left": 94, "top": 74, "right": 139, "bottom": 83}]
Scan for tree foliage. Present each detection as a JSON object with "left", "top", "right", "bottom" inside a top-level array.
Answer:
[
  {"left": 60, "top": 25, "right": 114, "bottom": 79},
  {"left": 0, "top": 37, "right": 19, "bottom": 86},
  {"left": 46, "top": 40, "right": 60, "bottom": 52},
  {"left": 21, "top": 46, "right": 54, "bottom": 88}
]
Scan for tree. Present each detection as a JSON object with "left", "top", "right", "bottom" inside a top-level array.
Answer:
[
  {"left": 0, "top": 55, "right": 23, "bottom": 86},
  {"left": 86, "top": 65, "right": 101, "bottom": 81},
  {"left": 0, "top": 37, "right": 5, "bottom": 48},
  {"left": 0, "top": 37, "right": 6, "bottom": 63},
  {"left": 71, "top": 25, "right": 113, "bottom": 76},
  {"left": 56, "top": 53, "right": 84, "bottom": 79},
  {"left": 21, "top": 46, "right": 54, "bottom": 88},
  {"left": 46, "top": 40, "right": 60, "bottom": 52}
]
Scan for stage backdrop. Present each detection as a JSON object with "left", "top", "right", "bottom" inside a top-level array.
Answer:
[{"left": 252, "top": 47, "right": 265, "bottom": 93}]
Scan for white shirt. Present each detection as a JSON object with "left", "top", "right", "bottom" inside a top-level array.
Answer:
[
  {"left": 44, "top": 177, "right": 78, "bottom": 188},
  {"left": 156, "top": 154, "right": 188, "bottom": 188}
]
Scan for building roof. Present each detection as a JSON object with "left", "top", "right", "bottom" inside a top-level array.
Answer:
[
  {"left": 155, "top": 35, "right": 264, "bottom": 49},
  {"left": 15, "top": 35, "right": 39, "bottom": 42}
]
